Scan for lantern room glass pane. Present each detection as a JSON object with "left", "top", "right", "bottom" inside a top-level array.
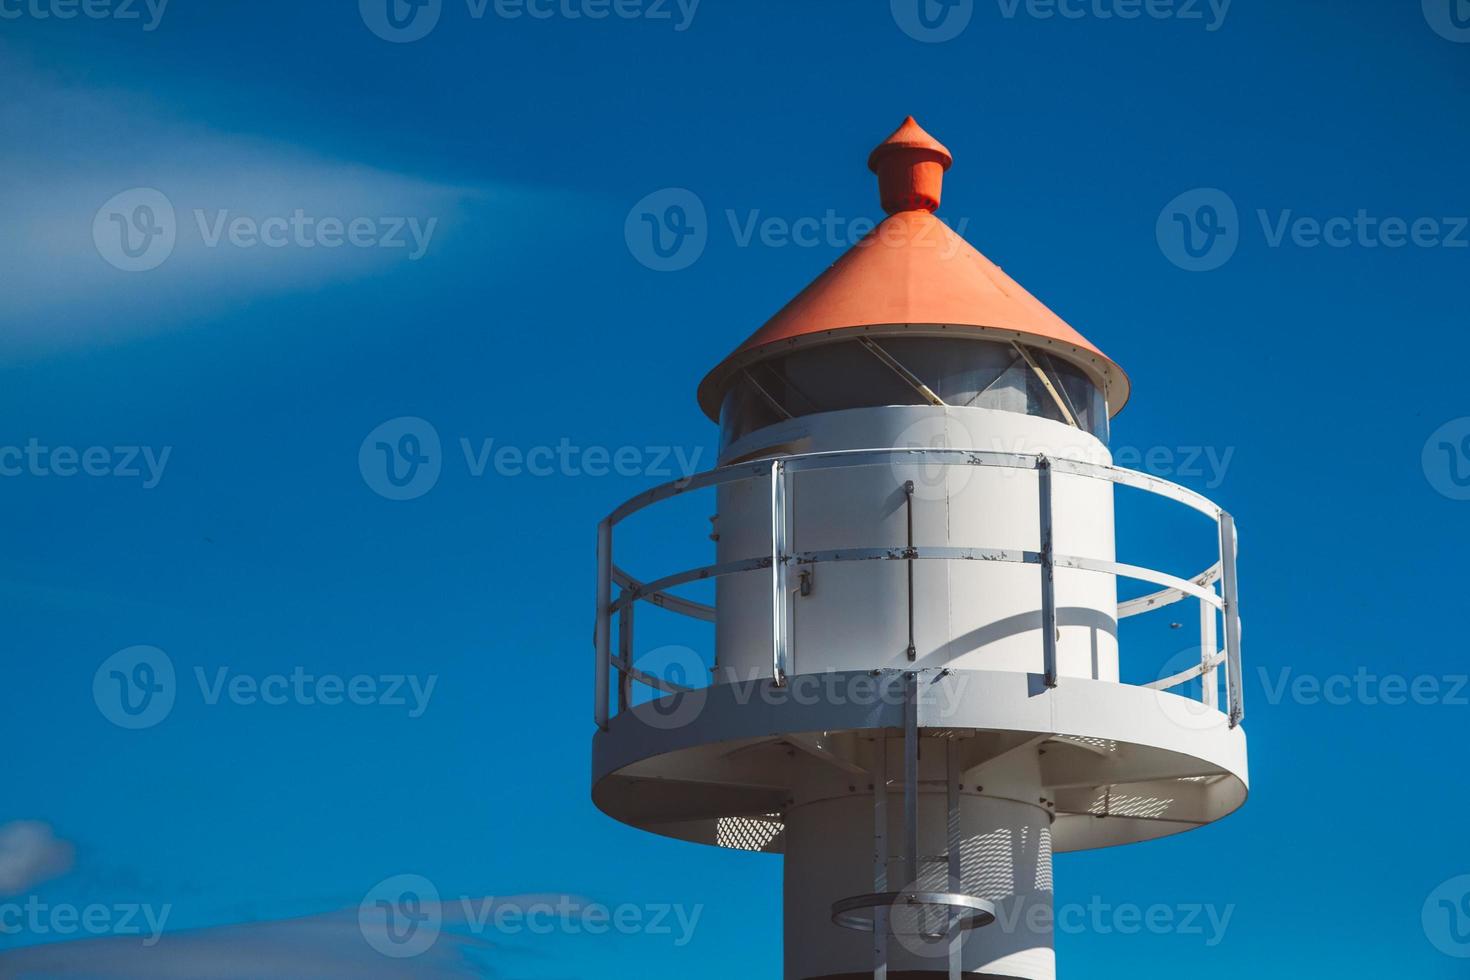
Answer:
[{"left": 719, "top": 336, "right": 1108, "bottom": 451}]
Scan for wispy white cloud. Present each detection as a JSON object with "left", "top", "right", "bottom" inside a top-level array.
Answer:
[
  {"left": 0, "top": 909, "right": 490, "bottom": 978},
  {"left": 0, "top": 822, "right": 74, "bottom": 896},
  {"left": 0, "top": 58, "right": 546, "bottom": 344},
  {"left": 0, "top": 892, "right": 606, "bottom": 978}
]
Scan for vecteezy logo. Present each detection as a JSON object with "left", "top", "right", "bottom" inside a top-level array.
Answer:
[
  {"left": 360, "top": 0, "right": 442, "bottom": 42},
  {"left": 1423, "top": 418, "right": 1470, "bottom": 501},
  {"left": 891, "top": 415, "right": 976, "bottom": 502},
  {"left": 359, "top": 417, "right": 442, "bottom": 501},
  {"left": 891, "top": 0, "right": 973, "bottom": 42},
  {"left": 93, "top": 645, "right": 176, "bottom": 730},
  {"left": 1423, "top": 875, "right": 1470, "bottom": 957},
  {"left": 624, "top": 188, "right": 707, "bottom": 272},
  {"left": 1424, "top": 0, "right": 1470, "bottom": 42},
  {"left": 1156, "top": 188, "right": 1239, "bottom": 272},
  {"left": 93, "top": 189, "right": 177, "bottom": 273},
  {"left": 360, "top": 874, "right": 442, "bottom": 958},
  {"left": 1153, "top": 647, "right": 1224, "bottom": 732},
  {"left": 629, "top": 645, "right": 710, "bottom": 730}
]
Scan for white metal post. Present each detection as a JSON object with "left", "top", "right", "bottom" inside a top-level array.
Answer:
[
  {"left": 595, "top": 520, "right": 612, "bottom": 731},
  {"left": 771, "top": 459, "right": 790, "bottom": 686},
  {"left": 617, "top": 588, "right": 634, "bottom": 715},
  {"left": 946, "top": 738, "right": 962, "bottom": 980},
  {"left": 1037, "top": 458, "right": 1059, "bottom": 687},
  {"left": 1219, "top": 513, "right": 1244, "bottom": 727},
  {"left": 903, "top": 672, "right": 919, "bottom": 890},
  {"left": 1199, "top": 592, "right": 1218, "bottom": 711},
  {"left": 873, "top": 736, "right": 889, "bottom": 980}
]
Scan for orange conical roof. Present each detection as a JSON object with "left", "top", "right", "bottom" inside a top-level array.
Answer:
[{"left": 696, "top": 117, "right": 1129, "bottom": 421}]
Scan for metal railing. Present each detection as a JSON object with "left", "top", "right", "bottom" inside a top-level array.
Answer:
[{"left": 595, "top": 448, "right": 1244, "bottom": 731}]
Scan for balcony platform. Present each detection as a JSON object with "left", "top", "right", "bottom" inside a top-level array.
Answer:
[{"left": 592, "top": 667, "right": 1248, "bottom": 855}]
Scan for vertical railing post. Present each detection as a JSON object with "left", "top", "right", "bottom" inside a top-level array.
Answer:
[
  {"left": 595, "top": 520, "right": 612, "bottom": 731},
  {"left": 1199, "top": 591, "right": 1218, "bottom": 711},
  {"left": 617, "top": 588, "right": 634, "bottom": 715},
  {"left": 771, "top": 459, "right": 789, "bottom": 687},
  {"left": 1037, "top": 457, "right": 1059, "bottom": 688},
  {"left": 903, "top": 480, "right": 917, "bottom": 662},
  {"left": 945, "top": 738, "right": 962, "bottom": 980},
  {"left": 873, "top": 734, "right": 889, "bottom": 980},
  {"left": 902, "top": 671, "right": 919, "bottom": 892},
  {"left": 1219, "top": 512, "right": 1244, "bottom": 727}
]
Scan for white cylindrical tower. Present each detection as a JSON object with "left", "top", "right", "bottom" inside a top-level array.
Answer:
[{"left": 593, "top": 117, "right": 1250, "bottom": 980}]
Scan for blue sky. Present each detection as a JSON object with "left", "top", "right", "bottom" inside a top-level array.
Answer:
[{"left": 1, "top": 0, "right": 1468, "bottom": 976}]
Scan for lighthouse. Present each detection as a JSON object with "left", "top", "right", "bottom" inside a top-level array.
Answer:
[{"left": 593, "top": 117, "right": 1249, "bottom": 979}]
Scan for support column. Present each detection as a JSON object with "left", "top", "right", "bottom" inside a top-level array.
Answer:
[{"left": 784, "top": 736, "right": 1055, "bottom": 979}]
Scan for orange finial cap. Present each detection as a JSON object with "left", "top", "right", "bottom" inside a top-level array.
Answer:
[
  {"left": 696, "top": 117, "right": 1131, "bottom": 423},
  {"left": 867, "top": 116, "right": 953, "bottom": 214}
]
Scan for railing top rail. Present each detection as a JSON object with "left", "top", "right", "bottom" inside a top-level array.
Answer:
[{"left": 603, "top": 447, "right": 1225, "bottom": 529}]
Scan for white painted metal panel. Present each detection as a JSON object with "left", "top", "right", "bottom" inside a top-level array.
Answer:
[{"left": 714, "top": 406, "right": 1119, "bottom": 686}]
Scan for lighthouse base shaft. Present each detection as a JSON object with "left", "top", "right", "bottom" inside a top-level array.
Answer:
[{"left": 784, "top": 731, "right": 1055, "bottom": 979}]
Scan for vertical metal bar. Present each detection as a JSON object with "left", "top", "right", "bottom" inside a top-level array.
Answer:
[
  {"left": 904, "top": 481, "right": 917, "bottom": 662},
  {"left": 873, "top": 736, "right": 888, "bottom": 980},
  {"left": 617, "top": 590, "right": 634, "bottom": 715},
  {"left": 1037, "top": 457, "right": 1059, "bottom": 688},
  {"left": 771, "top": 460, "right": 789, "bottom": 687},
  {"left": 595, "top": 520, "right": 612, "bottom": 731},
  {"left": 1199, "top": 592, "right": 1218, "bottom": 711},
  {"left": 946, "top": 738, "right": 962, "bottom": 980},
  {"left": 1219, "top": 512, "right": 1244, "bottom": 727},
  {"left": 903, "top": 672, "right": 919, "bottom": 890}
]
